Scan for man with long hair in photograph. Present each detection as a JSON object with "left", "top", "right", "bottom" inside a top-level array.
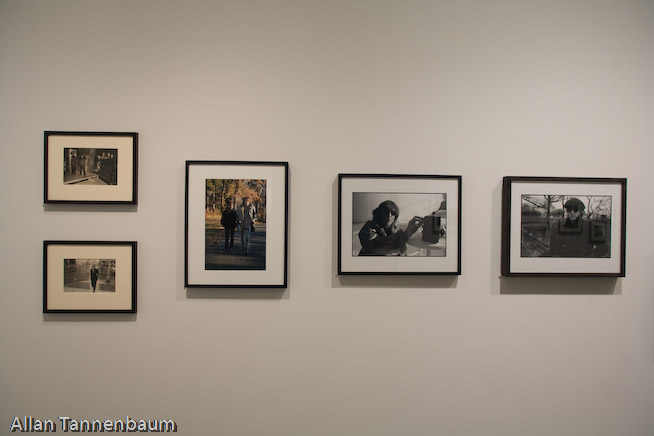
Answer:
[
  {"left": 237, "top": 196, "right": 256, "bottom": 255},
  {"left": 358, "top": 200, "right": 423, "bottom": 256}
]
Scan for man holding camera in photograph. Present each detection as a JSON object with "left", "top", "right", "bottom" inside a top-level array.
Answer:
[{"left": 358, "top": 200, "right": 423, "bottom": 256}]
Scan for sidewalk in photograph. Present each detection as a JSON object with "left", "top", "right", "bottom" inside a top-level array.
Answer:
[
  {"left": 64, "top": 265, "right": 115, "bottom": 292},
  {"left": 64, "top": 173, "right": 109, "bottom": 185},
  {"left": 205, "top": 224, "right": 267, "bottom": 270}
]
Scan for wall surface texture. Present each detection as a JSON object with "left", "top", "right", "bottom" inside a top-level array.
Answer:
[{"left": 1, "top": 1, "right": 653, "bottom": 435}]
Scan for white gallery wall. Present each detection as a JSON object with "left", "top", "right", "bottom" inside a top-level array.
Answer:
[{"left": 1, "top": 0, "right": 653, "bottom": 434}]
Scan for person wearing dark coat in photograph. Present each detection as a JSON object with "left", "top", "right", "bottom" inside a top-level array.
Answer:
[
  {"left": 78, "top": 154, "right": 86, "bottom": 176},
  {"left": 358, "top": 200, "right": 423, "bottom": 256},
  {"left": 90, "top": 264, "right": 99, "bottom": 292},
  {"left": 549, "top": 197, "right": 608, "bottom": 257},
  {"left": 220, "top": 199, "right": 239, "bottom": 254}
]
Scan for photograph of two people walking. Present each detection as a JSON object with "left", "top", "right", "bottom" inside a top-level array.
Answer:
[{"left": 205, "top": 179, "right": 267, "bottom": 270}]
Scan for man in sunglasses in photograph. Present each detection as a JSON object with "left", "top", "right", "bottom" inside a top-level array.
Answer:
[
  {"left": 548, "top": 197, "right": 608, "bottom": 257},
  {"left": 358, "top": 200, "right": 423, "bottom": 256}
]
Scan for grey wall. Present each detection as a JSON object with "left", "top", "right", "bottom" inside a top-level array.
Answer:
[{"left": 1, "top": 1, "right": 653, "bottom": 435}]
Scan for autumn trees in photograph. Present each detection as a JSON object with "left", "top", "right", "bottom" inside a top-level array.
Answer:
[{"left": 205, "top": 179, "right": 266, "bottom": 222}]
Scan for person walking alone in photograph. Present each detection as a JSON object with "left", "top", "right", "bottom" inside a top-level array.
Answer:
[
  {"left": 78, "top": 154, "right": 86, "bottom": 176},
  {"left": 237, "top": 196, "right": 256, "bottom": 255},
  {"left": 220, "top": 198, "right": 239, "bottom": 254},
  {"left": 90, "top": 264, "right": 99, "bottom": 292}
]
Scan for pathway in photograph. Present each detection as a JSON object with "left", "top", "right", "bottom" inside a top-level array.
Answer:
[
  {"left": 205, "top": 224, "right": 266, "bottom": 270},
  {"left": 63, "top": 266, "right": 115, "bottom": 292},
  {"left": 64, "top": 173, "right": 109, "bottom": 185}
]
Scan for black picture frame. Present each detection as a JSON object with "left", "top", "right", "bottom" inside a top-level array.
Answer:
[
  {"left": 185, "top": 161, "right": 289, "bottom": 288},
  {"left": 338, "top": 173, "right": 462, "bottom": 275},
  {"left": 44, "top": 131, "right": 138, "bottom": 204},
  {"left": 43, "top": 241, "right": 137, "bottom": 313},
  {"left": 501, "top": 176, "right": 627, "bottom": 277}
]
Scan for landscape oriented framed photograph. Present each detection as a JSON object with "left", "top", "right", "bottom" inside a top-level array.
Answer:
[
  {"left": 43, "top": 241, "right": 137, "bottom": 313},
  {"left": 501, "top": 176, "right": 627, "bottom": 277},
  {"left": 44, "top": 131, "right": 138, "bottom": 204},
  {"left": 338, "top": 174, "right": 461, "bottom": 275},
  {"left": 185, "top": 161, "right": 288, "bottom": 288}
]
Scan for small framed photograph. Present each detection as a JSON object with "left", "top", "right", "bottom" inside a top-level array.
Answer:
[
  {"left": 501, "top": 176, "right": 627, "bottom": 277},
  {"left": 185, "top": 161, "right": 288, "bottom": 288},
  {"left": 44, "top": 131, "right": 138, "bottom": 204},
  {"left": 338, "top": 174, "right": 462, "bottom": 275},
  {"left": 43, "top": 241, "right": 137, "bottom": 313}
]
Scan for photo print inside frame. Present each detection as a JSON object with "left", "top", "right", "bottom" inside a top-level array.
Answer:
[
  {"left": 63, "top": 258, "right": 116, "bottom": 293},
  {"left": 205, "top": 178, "right": 267, "bottom": 271},
  {"left": 352, "top": 192, "right": 447, "bottom": 257},
  {"left": 63, "top": 148, "right": 118, "bottom": 186},
  {"left": 520, "top": 194, "right": 612, "bottom": 258}
]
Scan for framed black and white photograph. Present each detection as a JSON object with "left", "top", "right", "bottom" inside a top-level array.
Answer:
[
  {"left": 44, "top": 131, "right": 138, "bottom": 204},
  {"left": 501, "top": 176, "right": 627, "bottom": 277},
  {"left": 185, "top": 161, "right": 288, "bottom": 288},
  {"left": 43, "top": 241, "right": 137, "bottom": 313},
  {"left": 338, "top": 174, "right": 461, "bottom": 275}
]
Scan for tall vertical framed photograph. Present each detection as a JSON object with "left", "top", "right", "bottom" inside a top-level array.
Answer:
[
  {"left": 44, "top": 131, "right": 138, "bottom": 204},
  {"left": 338, "top": 174, "right": 462, "bottom": 275},
  {"left": 43, "top": 241, "right": 137, "bottom": 313},
  {"left": 185, "top": 161, "right": 288, "bottom": 288},
  {"left": 501, "top": 176, "right": 627, "bottom": 277}
]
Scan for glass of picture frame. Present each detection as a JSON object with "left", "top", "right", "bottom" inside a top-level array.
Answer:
[
  {"left": 338, "top": 174, "right": 462, "bottom": 275},
  {"left": 501, "top": 176, "right": 627, "bottom": 277},
  {"left": 43, "top": 241, "right": 137, "bottom": 313},
  {"left": 185, "top": 161, "right": 289, "bottom": 288},
  {"left": 44, "top": 131, "right": 138, "bottom": 204}
]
